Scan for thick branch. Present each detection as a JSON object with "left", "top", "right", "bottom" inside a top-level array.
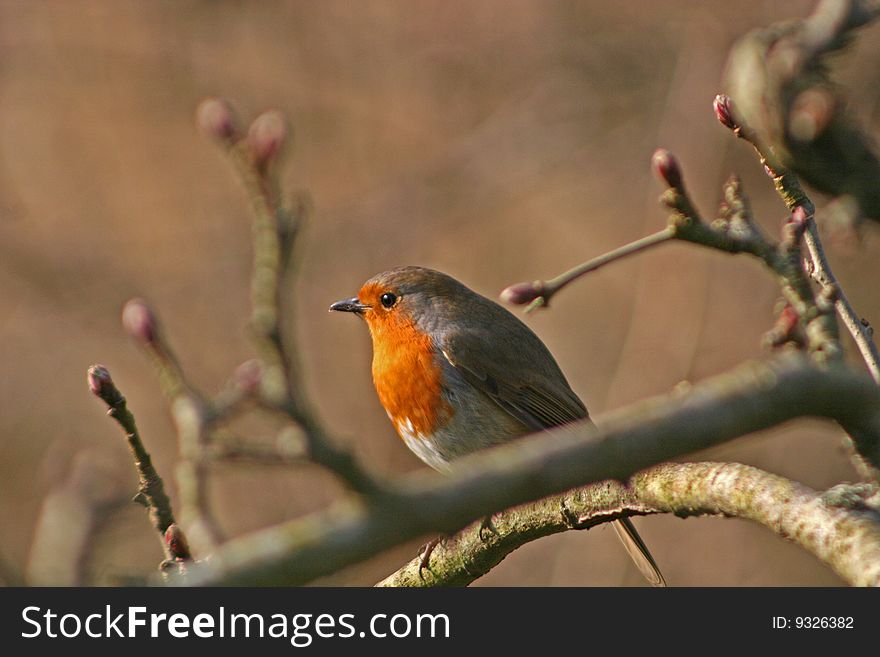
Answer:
[
  {"left": 174, "top": 355, "right": 880, "bottom": 586},
  {"left": 378, "top": 462, "right": 880, "bottom": 587}
]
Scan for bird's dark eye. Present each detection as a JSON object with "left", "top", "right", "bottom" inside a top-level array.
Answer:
[{"left": 380, "top": 292, "right": 398, "bottom": 309}]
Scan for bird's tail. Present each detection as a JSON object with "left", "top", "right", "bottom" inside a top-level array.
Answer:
[{"left": 612, "top": 518, "right": 666, "bottom": 587}]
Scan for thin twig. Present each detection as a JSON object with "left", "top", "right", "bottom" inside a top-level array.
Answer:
[
  {"left": 714, "top": 92, "right": 880, "bottom": 382},
  {"left": 26, "top": 457, "right": 129, "bottom": 586},
  {"left": 804, "top": 218, "right": 880, "bottom": 382},
  {"left": 221, "top": 116, "right": 380, "bottom": 495},
  {"left": 502, "top": 228, "right": 675, "bottom": 312},
  {"left": 87, "top": 365, "right": 182, "bottom": 562},
  {"left": 663, "top": 171, "right": 842, "bottom": 365},
  {"left": 171, "top": 396, "right": 224, "bottom": 553},
  {"left": 766, "top": 157, "right": 880, "bottom": 381},
  {"left": 207, "top": 431, "right": 307, "bottom": 466},
  {"left": 120, "top": 301, "right": 225, "bottom": 552},
  {"left": 503, "top": 151, "right": 842, "bottom": 367}
]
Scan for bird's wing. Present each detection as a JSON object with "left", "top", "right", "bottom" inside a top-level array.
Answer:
[
  {"left": 440, "top": 328, "right": 587, "bottom": 431},
  {"left": 441, "top": 325, "right": 665, "bottom": 587}
]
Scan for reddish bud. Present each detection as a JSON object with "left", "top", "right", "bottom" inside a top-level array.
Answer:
[
  {"left": 765, "top": 303, "right": 805, "bottom": 350},
  {"left": 651, "top": 148, "right": 683, "bottom": 190},
  {"left": 779, "top": 305, "right": 800, "bottom": 332},
  {"left": 196, "top": 97, "right": 239, "bottom": 144},
  {"left": 164, "top": 523, "right": 191, "bottom": 560},
  {"left": 121, "top": 298, "right": 158, "bottom": 345},
  {"left": 774, "top": 307, "right": 800, "bottom": 344},
  {"left": 713, "top": 94, "right": 737, "bottom": 131},
  {"left": 87, "top": 364, "right": 121, "bottom": 406},
  {"left": 247, "top": 110, "right": 287, "bottom": 167},
  {"left": 500, "top": 281, "right": 544, "bottom": 306},
  {"left": 233, "top": 359, "right": 262, "bottom": 393},
  {"left": 87, "top": 364, "right": 112, "bottom": 396},
  {"left": 782, "top": 205, "right": 810, "bottom": 246}
]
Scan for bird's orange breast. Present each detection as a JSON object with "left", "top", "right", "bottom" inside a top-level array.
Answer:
[{"left": 365, "top": 305, "right": 452, "bottom": 439}]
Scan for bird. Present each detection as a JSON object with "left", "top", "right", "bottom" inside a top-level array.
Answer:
[{"left": 330, "top": 265, "right": 664, "bottom": 586}]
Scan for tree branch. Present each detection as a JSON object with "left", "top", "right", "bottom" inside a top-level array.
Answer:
[
  {"left": 25, "top": 452, "right": 128, "bottom": 586},
  {"left": 377, "top": 462, "right": 880, "bottom": 587},
  {"left": 120, "top": 299, "right": 225, "bottom": 553},
  {"left": 504, "top": 151, "right": 842, "bottom": 365},
  {"left": 714, "top": 91, "right": 880, "bottom": 383},
  {"left": 197, "top": 99, "right": 380, "bottom": 495},
  {"left": 87, "top": 364, "right": 187, "bottom": 569},
  {"left": 502, "top": 134, "right": 880, "bottom": 478},
  {"left": 501, "top": 228, "right": 675, "bottom": 312},
  {"left": 172, "top": 355, "right": 880, "bottom": 586}
]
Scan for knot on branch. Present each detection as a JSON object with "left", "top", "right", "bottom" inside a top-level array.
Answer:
[{"left": 821, "top": 483, "right": 880, "bottom": 515}]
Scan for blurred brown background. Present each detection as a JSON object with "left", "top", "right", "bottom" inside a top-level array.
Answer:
[{"left": 2, "top": 0, "right": 880, "bottom": 586}]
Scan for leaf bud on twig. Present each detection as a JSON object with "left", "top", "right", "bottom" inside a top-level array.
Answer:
[
  {"left": 122, "top": 298, "right": 158, "bottom": 345},
  {"left": 247, "top": 110, "right": 288, "bottom": 167},
  {"left": 500, "top": 280, "right": 544, "bottom": 306},
  {"left": 651, "top": 148, "right": 684, "bottom": 190},
  {"left": 196, "top": 97, "right": 239, "bottom": 145}
]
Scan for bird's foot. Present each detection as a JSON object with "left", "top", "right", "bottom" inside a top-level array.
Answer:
[
  {"left": 418, "top": 536, "right": 442, "bottom": 578},
  {"left": 479, "top": 514, "right": 499, "bottom": 541}
]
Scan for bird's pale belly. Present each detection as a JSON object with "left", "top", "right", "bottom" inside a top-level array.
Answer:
[{"left": 390, "top": 361, "right": 527, "bottom": 472}]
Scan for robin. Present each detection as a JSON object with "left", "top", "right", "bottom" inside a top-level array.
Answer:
[{"left": 330, "top": 266, "right": 664, "bottom": 586}]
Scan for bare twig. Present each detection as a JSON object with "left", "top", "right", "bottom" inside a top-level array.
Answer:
[
  {"left": 120, "top": 300, "right": 224, "bottom": 553},
  {"left": 109, "top": 102, "right": 381, "bottom": 565},
  {"left": 208, "top": 360, "right": 262, "bottom": 422},
  {"left": 714, "top": 92, "right": 880, "bottom": 382},
  {"left": 26, "top": 452, "right": 128, "bottom": 585},
  {"left": 501, "top": 228, "right": 675, "bottom": 312},
  {"left": 377, "top": 462, "right": 880, "bottom": 587},
  {"left": 201, "top": 101, "right": 380, "bottom": 495},
  {"left": 500, "top": 118, "right": 879, "bottom": 478},
  {"left": 174, "top": 355, "right": 880, "bottom": 586},
  {"left": 207, "top": 429, "right": 307, "bottom": 466},
  {"left": 659, "top": 163, "right": 842, "bottom": 365},
  {"left": 503, "top": 149, "right": 842, "bottom": 365},
  {"left": 803, "top": 221, "right": 880, "bottom": 381},
  {"left": 87, "top": 364, "right": 185, "bottom": 566}
]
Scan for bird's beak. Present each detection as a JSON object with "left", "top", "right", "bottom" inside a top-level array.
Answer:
[{"left": 329, "top": 297, "right": 369, "bottom": 314}]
